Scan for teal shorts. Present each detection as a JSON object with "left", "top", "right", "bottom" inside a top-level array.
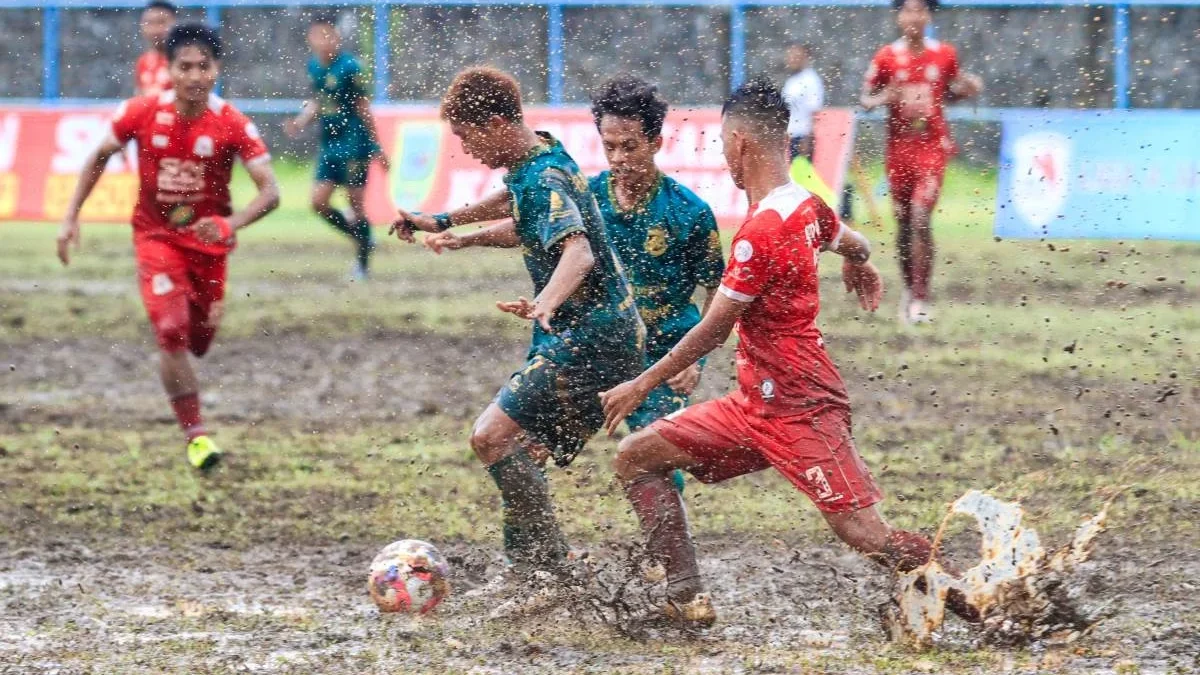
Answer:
[
  {"left": 496, "top": 336, "right": 642, "bottom": 467},
  {"left": 315, "top": 151, "right": 370, "bottom": 188}
]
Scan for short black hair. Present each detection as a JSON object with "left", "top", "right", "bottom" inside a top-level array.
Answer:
[
  {"left": 309, "top": 12, "right": 339, "bottom": 27},
  {"left": 893, "top": 0, "right": 939, "bottom": 9},
  {"left": 165, "top": 23, "right": 222, "bottom": 62},
  {"left": 145, "top": 1, "right": 178, "bottom": 14},
  {"left": 721, "top": 75, "right": 789, "bottom": 136},
  {"left": 590, "top": 74, "right": 669, "bottom": 140}
]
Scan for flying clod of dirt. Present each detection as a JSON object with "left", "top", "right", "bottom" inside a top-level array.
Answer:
[{"left": 886, "top": 489, "right": 1119, "bottom": 648}]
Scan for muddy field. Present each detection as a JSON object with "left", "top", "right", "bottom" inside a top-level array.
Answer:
[{"left": 2, "top": 196, "right": 1198, "bottom": 673}]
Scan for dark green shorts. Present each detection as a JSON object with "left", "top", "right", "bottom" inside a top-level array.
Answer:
[
  {"left": 496, "top": 345, "right": 642, "bottom": 467},
  {"left": 315, "top": 151, "right": 370, "bottom": 188}
]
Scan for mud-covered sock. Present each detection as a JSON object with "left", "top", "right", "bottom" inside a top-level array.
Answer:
[
  {"left": 317, "top": 207, "right": 354, "bottom": 238},
  {"left": 352, "top": 219, "right": 374, "bottom": 272},
  {"left": 487, "top": 451, "right": 569, "bottom": 571},
  {"left": 170, "top": 392, "right": 206, "bottom": 441},
  {"left": 625, "top": 473, "right": 702, "bottom": 603},
  {"left": 880, "top": 529, "right": 980, "bottom": 622}
]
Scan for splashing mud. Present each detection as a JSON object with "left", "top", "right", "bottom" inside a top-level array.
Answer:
[{"left": 886, "top": 489, "right": 1121, "bottom": 648}]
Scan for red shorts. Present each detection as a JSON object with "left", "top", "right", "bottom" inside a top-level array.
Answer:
[
  {"left": 885, "top": 144, "right": 948, "bottom": 213},
  {"left": 650, "top": 396, "right": 883, "bottom": 513},
  {"left": 135, "top": 238, "right": 227, "bottom": 355}
]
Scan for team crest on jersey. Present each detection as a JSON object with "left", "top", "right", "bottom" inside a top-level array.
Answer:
[
  {"left": 644, "top": 227, "right": 668, "bottom": 257},
  {"left": 155, "top": 111, "right": 175, "bottom": 126},
  {"left": 325, "top": 74, "right": 337, "bottom": 89},
  {"left": 925, "top": 65, "right": 940, "bottom": 81},
  {"left": 167, "top": 205, "right": 195, "bottom": 228},
  {"left": 1009, "top": 131, "right": 1071, "bottom": 229},
  {"left": 734, "top": 239, "right": 754, "bottom": 262},
  {"left": 897, "top": 69, "right": 910, "bottom": 82},
  {"left": 152, "top": 134, "right": 169, "bottom": 148},
  {"left": 193, "top": 135, "right": 214, "bottom": 158}
]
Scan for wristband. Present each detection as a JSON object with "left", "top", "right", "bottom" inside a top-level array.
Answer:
[
  {"left": 212, "top": 215, "right": 234, "bottom": 241},
  {"left": 432, "top": 212, "right": 453, "bottom": 232}
]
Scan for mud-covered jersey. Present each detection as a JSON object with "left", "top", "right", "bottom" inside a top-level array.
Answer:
[
  {"left": 590, "top": 171, "right": 724, "bottom": 360},
  {"left": 718, "top": 182, "right": 850, "bottom": 417},
  {"left": 504, "top": 133, "right": 643, "bottom": 360},
  {"left": 307, "top": 52, "right": 377, "bottom": 159},
  {"left": 109, "top": 91, "right": 271, "bottom": 255},
  {"left": 865, "top": 38, "right": 959, "bottom": 154},
  {"left": 135, "top": 50, "right": 171, "bottom": 97}
]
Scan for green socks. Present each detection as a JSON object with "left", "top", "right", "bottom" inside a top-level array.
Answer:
[{"left": 487, "top": 451, "right": 569, "bottom": 572}]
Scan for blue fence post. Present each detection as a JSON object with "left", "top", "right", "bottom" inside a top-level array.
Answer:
[
  {"left": 374, "top": 1, "right": 390, "bottom": 101},
  {"left": 1113, "top": 3, "right": 1131, "bottom": 108},
  {"left": 42, "top": 6, "right": 60, "bottom": 100},
  {"left": 206, "top": 3, "right": 222, "bottom": 95},
  {"left": 729, "top": 3, "right": 745, "bottom": 91},
  {"left": 547, "top": 3, "right": 565, "bottom": 105}
]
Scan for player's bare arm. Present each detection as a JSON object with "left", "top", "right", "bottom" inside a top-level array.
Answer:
[
  {"left": 57, "top": 136, "right": 125, "bottom": 266},
  {"left": 496, "top": 232, "right": 594, "bottom": 332},
  {"left": 391, "top": 189, "right": 513, "bottom": 241},
  {"left": 948, "top": 72, "right": 984, "bottom": 102},
  {"left": 828, "top": 225, "right": 883, "bottom": 311},
  {"left": 860, "top": 80, "right": 896, "bottom": 112},
  {"left": 424, "top": 219, "right": 520, "bottom": 254},
  {"left": 664, "top": 285, "right": 718, "bottom": 395},
  {"left": 191, "top": 159, "right": 281, "bottom": 244},
  {"left": 602, "top": 293, "right": 748, "bottom": 434},
  {"left": 353, "top": 97, "right": 389, "bottom": 172},
  {"left": 283, "top": 100, "right": 318, "bottom": 138}
]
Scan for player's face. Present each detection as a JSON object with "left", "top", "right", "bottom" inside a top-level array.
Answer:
[
  {"left": 598, "top": 115, "right": 661, "bottom": 180},
  {"left": 169, "top": 45, "right": 219, "bottom": 105},
  {"left": 140, "top": 8, "right": 175, "bottom": 50},
  {"left": 897, "top": 0, "right": 931, "bottom": 38},
  {"left": 786, "top": 46, "right": 809, "bottom": 72},
  {"left": 450, "top": 121, "right": 505, "bottom": 169},
  {"left": 720, "top": 117, "right": 745, "bottom": 190},
  {"left": 307, "top": 24, "right": 340, "bottom": 60}
]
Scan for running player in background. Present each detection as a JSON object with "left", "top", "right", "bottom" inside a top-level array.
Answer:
[
  {"left": 285, "top": 15, "right": 389, "bottom": 281},
  {"left": 135, "top": 1, "right": 176, "bottom": 96},
  {"left": 394, "top": 67, "right": 644, "bottom": 577},
  {"left": 600, "top": 77, "right": 979, "bottom": 628},
  {"left": 861, "top": 0, "right": 983, "bottom": 325},
  {"left": 588, "top": 75, "right": 724, "bottom": 492},
  {"left": 58, "top": 24, "right": 280, "bottom": 471}
]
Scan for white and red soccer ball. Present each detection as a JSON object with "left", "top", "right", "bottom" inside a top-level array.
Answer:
[{"left": 367, "top": 539, "right": 451, "bottom": 614}]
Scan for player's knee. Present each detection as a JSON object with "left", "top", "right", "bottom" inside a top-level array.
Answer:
[
  {"left": 153, "top": 315, "right": 191, "bottom": 353},
  {"left": 469, "top": 423, "right": 507, "bottom": 464},
  {"left": 613, "top": 430, "right": 658, "bottom": 482}
]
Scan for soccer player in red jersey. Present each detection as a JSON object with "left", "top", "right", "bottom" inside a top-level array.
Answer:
[
  {"left": 861, "top": 0, "right": 982, "bottom": 324},
  {"left": 135, "top": 1, "right": 176, "bottom": 97},
  {"left": 600, "top": 77, "right": 978, "bottom": 628},
  {"left": 57, "top": 24, "right": 281, "bottom": 471}
]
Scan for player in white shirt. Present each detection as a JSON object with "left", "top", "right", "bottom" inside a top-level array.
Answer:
[{"left": 781, "top": 43, "right": 825, "bottom": 161}]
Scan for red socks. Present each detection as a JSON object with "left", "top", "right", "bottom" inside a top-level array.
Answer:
[
  {"left": 170, "top": 393, "right": 206, "bottom": 441},
  {"left": 625, "top": 473, "right": 702, "bottom": 602}
]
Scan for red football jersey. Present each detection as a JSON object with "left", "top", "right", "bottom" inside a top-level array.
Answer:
[
  {"left": 718, "top": 182, "right": 850, "bottom": 418},
  {"left": 109, "top": 91, "right": 271, "bottom": 256},
  {"left": 135, "top": 50, "right": 171, "bottom": 97},
  {"left": 866, "top": 38, "right": 959, "bottom": 153}
]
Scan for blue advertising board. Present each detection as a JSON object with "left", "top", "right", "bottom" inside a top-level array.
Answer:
[{"left": 994, "top": 111, "right": 1199, "bottom": 240}]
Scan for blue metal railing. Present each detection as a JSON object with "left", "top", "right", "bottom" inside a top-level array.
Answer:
[{"left": 7, "top": 0, "right": 1200, "bottom": 108}]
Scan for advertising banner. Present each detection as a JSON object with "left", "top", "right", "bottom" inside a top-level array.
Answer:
[
  {"left": 0, "top": 104, "right": 855, "bottom": 228},
  {"left": 994, "top": 110, "right": 1200, "bottom": 240}
]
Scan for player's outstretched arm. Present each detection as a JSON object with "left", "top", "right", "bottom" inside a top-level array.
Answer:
[
  {"left": 283, "top": 100, "right": 318, "bottom": 138},
  {"left": 391, "top": 190, "right": 513, "bottom": 242},
  {"left": 423, "top": 220, "right": 520, "bottom": 254},
  {"left": 829, "top": 225, "right": 883, "bottom": 312},
  {"left": 860, "top": 80, "right": 893, "bottom": 112},
  {"left": 601, "top": 293, "right": 747, "bottom": 435},
  {"left": 497, "top": 233, "right": 594, "bottom": 332},
  {"left": 58, "top": 136, "right": 123, "bottom": 266},
  {"left": 948, "top": 73, "right": 984, "bottom": 102}
]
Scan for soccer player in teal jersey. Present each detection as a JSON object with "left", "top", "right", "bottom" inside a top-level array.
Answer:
[
  {"left": 589, "top": 75, "right": 725, "bottom": 434},
  {"left": 285, "top": 15, "right": 389, "bottom": 280},
  {"left": 392, "top": 68, "right": 644, "bottom": 574}
]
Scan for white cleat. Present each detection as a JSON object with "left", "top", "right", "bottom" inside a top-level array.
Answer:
[
  {"left": 909, "top": 299, "right": 933, "bottom": 324},
  {"left": 898, "top": 288, "right": 913, "bottom": 326}
]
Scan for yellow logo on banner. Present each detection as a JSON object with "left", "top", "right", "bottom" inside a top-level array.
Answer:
[
  {"left": 43, "top": 174, "right": 138, "bottom": 220},
  {"left": 0, "top": 174, "right": 17, "bottom": 218}
]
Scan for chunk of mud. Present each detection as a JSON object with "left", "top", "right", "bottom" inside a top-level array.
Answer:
[{"left": 886, "top": 489, "right": 1120, "bottom": 648}]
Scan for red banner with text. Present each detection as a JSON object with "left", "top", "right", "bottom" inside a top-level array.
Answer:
[{"left": 0, "top": 105, "right": 854, "bottom": 228}]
